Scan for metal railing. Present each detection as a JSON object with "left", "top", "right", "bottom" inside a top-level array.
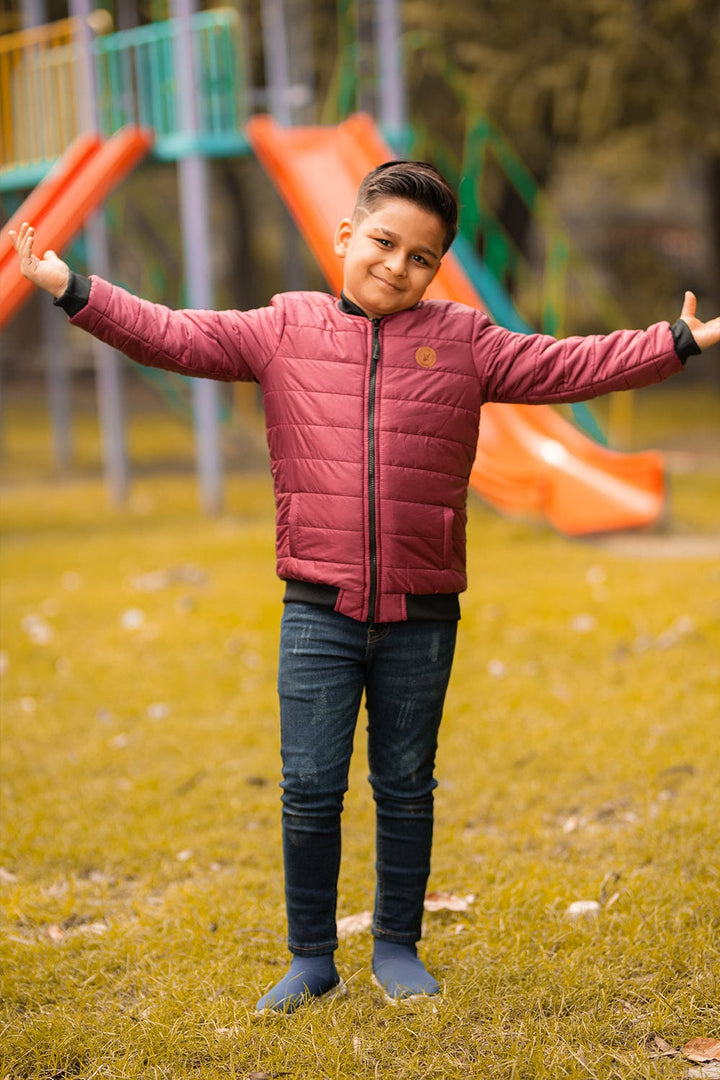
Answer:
[
  {"left": 0, "top": 17, "right": 80, "bottom": 171},
  {"left": 0, "top": 8, "right": 249, "bottom": 183},
  {"left": 94, "top": 9, "right": 250, "bottom": 159}
]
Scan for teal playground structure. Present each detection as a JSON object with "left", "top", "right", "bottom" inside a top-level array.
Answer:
[{"left": 0, "top": 0, "right": 665, "bottom": 533}]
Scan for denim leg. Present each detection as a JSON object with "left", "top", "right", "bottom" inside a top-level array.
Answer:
[
  {"left": 278, "top": 604, "right": 365, "bottom": 955},
  {"left": 365, "top": 621, "right": 457, "bottom": 945}
]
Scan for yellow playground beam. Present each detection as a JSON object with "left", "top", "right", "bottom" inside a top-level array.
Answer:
[{"left": 0, "top": 17, "right": 81, "bottom": 172}]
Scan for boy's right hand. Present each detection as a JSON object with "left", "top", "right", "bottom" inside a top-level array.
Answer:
[{"left": 8, "top": 222, "right": 71, "bottom": 299}]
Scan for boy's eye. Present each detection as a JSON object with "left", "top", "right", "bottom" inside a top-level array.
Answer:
[
  {"left": 374, "top": 237, "right": 391, "bottom": 247},
  {"left": 412, "top": 254, "right": 429, "bottom": 266}
]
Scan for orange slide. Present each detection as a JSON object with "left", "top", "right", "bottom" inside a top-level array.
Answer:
[
  {"left": 247, "top": 113, "right": 666, "bottom": 536},
  {"left": 0, "top": 126, "right": 154, "bottom": 329}
]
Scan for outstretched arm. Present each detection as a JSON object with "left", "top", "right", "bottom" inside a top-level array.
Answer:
[
  {"left": 678, "top": 291, "right": 720, "bottom": 351},
  {"left": 7, "top": 221, "right": 278, "bottom": 384},
  {"left": 8, "top": 222, "right": 70, "bottom": 298}
]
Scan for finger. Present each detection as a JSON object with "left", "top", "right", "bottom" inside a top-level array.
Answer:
[
  {"left": 680, "top": 290, "right": 696, "bottom": 321},
  {"left": 8, "top": 226, "right": 25, "bottom": 251},
  {"left": 13, "top": 224, "right": 32, "bottom": 258}
]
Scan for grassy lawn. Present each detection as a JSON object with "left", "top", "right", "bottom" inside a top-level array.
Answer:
[{"left": 1, "top": 385, "right": 719, "bottom": 1079}]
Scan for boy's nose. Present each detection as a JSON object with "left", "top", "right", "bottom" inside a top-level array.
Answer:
[{"left": 384, "top": 251, "right": 407, "bottom": 276}]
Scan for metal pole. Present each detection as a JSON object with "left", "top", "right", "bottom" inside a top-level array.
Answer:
[
  {"left": 20, "top": 0, "right": 44, "bottom": 28},
  {"left": 375, "top": 0, "right": 406, "bottom": 148},
  {"left": 42, "top": 300, "right": 73, "bottom": 471},
  {"left": 86, "top": 215, "right": 130, "bottom": 500},
  {"left": 355, "top": 0, "right": 377, "bottom": 118},
  {"left": 22, "top": 0, "right": 74, "bottom": 470},
  {"left": 172, "top": 0, "right": 223, "bottom": 514},
  {"left": 261, "top": 0, "right": 292, "bottom": 125},
  {"left": 260, "top": 0, "right": 306, "bottom": 291},
  {"left": 69, "top": 0, "right": 130, "bottom": 504},
  {"left": 115, "top": 0, "right": 139, "bottom": 32}
]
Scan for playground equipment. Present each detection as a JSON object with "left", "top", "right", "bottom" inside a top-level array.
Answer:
[
  {"left": 0, "top": 1, "right": 667, "bottom": 534},
  {"left": 0, "top": 128, "right": 154, "bottom": 326},
  {"left": 0, "top": 8, "right": 248, "bottom": 186}
]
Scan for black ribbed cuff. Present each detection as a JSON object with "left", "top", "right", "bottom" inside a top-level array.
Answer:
[
  {"left": 671, "top": 319, "right": 701, "bottom": 364},
  {"left": 53, "top": 271, "right": 91, "bottom": 317}
]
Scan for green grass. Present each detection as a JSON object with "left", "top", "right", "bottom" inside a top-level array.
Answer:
[{"left": 1, "top": 386, "right": 719, "bottom": 1079}]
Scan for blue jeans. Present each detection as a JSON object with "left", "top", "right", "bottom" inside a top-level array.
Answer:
[{"left": 277, "top": 602, "right": 457, "bottom": 956}]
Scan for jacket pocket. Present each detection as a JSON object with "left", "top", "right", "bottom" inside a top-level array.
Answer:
[
  {"left": 442, "top": 506, "right": 455, "bottom": 568},
  {"left": 276, "top": 492, "right": 293, "bottom": 560},
  {"left": 287, "top": 493, "right": 299, "bottom": 559},
  {"left": 287, "top": 493, "right": 318, "bottom": 561}
]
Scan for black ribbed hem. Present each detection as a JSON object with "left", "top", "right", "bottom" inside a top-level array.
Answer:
[
  {"left": 283, "top": 581, "right": 341, "bottom": 608},
  {"left": 406, "top": 592, "right": 460, "bottom": 621},
  {"left": 282, "top": 580, "right": 460, "bottom": 622}
]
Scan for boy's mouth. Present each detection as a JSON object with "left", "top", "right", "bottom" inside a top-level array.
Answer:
[{"left": 371, "top": 273, "right": 402, "bottom": 293}]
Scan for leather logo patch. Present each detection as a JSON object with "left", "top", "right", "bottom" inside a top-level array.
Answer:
[{"left": 415, "top": 346, "right": 437, "bottom": 369}]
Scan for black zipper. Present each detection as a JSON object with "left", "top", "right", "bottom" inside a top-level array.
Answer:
[{"left": 367, "top": 319, "right": 382, "bottom": 622}]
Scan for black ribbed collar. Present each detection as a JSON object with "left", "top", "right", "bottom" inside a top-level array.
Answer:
[
  {"left": 339, "top": 292, "right": 371, "bottom": 318},
  {"left": 338, "top": 292, "right": 424, "bottom": 320}
]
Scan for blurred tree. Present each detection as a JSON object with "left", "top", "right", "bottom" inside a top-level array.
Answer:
[{"left": 403, "top": 0, "right": 720, "bottom": 328}]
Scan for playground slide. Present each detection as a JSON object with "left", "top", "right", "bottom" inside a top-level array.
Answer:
[
  {"left": 247, "top": 113, "right": 666, "bottom": 536},
  {"left": 0, "top": 126, "right": 154, "bottom": 329}
]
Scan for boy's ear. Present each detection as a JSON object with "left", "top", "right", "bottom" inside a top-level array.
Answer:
[{"left": 334, "top": 218, "right": 354, "bottom": 257}]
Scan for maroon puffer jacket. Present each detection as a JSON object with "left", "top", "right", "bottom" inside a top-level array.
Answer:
[{"left": 71, "top": 280, "right": 682, "bottom": 621}]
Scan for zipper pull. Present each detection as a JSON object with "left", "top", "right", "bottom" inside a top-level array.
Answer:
[{"left": 372, "top": 319, "right": 381, "bottom": 361}]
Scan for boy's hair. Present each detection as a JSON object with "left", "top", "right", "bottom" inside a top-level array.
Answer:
[{"left": 354, "top": 160, "right": 458, "bottom": 254}]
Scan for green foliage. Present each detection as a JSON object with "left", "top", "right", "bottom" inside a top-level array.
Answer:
[{"left": 403, "top": 0, "right": 720, "bottom": 158}]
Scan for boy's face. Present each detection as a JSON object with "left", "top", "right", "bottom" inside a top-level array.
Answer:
[{"left": 334, "top": 197, "right": 445, "bottom": 318}]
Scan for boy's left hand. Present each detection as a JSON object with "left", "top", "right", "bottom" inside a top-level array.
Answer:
[{"left": 679, "top": 291, "right": 720, "bottom": 350}]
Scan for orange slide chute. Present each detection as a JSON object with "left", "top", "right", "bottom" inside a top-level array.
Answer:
[
  {"left": 0, "top": 126, "right": 154, "bottom": 329},
  {"left": 247, "top": 113, "right": 666, "bottom": 536}
]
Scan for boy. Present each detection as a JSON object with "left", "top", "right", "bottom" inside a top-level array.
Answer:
[{"left": 9, "top": 161, "right": 720, "bottom": 1014}]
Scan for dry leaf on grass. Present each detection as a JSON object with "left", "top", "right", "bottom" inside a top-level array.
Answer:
[
  {"left": 646, "top": 1034, "right": 679, "bottom": 1057},
  {"left": 337, "top": 910, "right": 372, "bottom": 938},
  {"left": 120, "top": 607, "right": 145, "bottom": 630},
  {"left": 598, "top": 870, "right": 621, "bottom": 905},
  {"left": 566, "top": 900, "right": 601, "bottom": 920},
  {"left": 75, "top": 920, "right": 109, "bottom": 936},
  {"left": 687, "top": 1066, "right": 720, "bottom": 1080},
  {"left": 128, "top": 564, "right": 207, "bottom": 592},
  {"left": 684, "top": 1040, "right": 720, "bottom": 1064},
  {"left": 423, "top": 891, "right": 474, "bottom": 911},
  {"left": 21, "top": 613, "right": 54, "bottom": 644},
  {"left": 43, "top": 914, "right": 109, "bottom": 942}
]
